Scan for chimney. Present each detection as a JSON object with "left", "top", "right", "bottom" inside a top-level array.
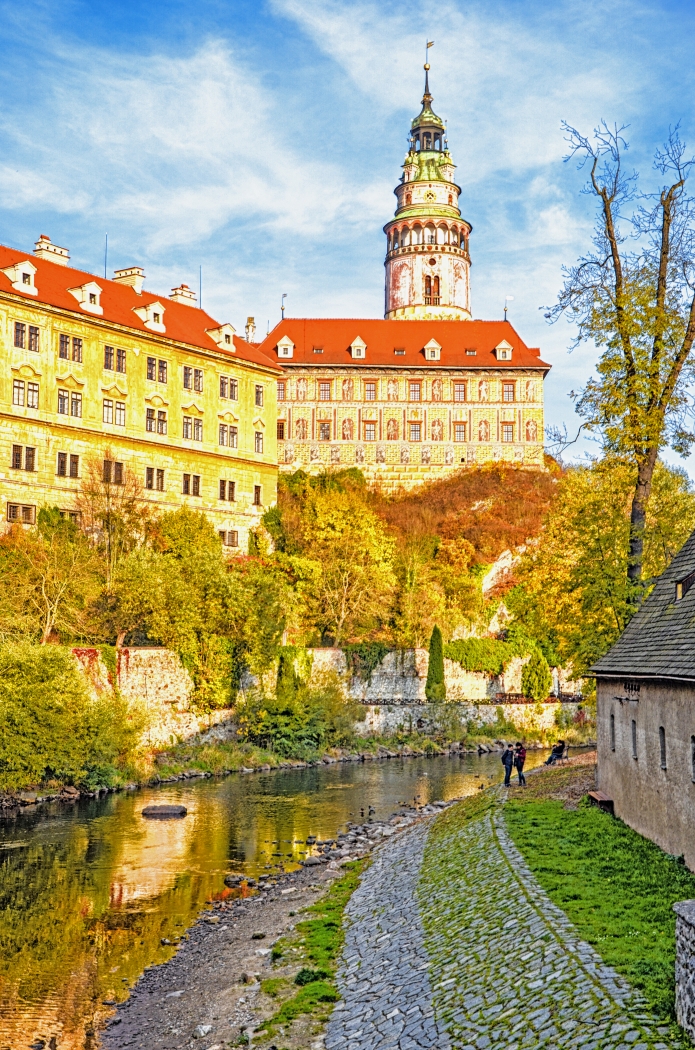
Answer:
[
  {"left": 34, "top": 234, "right": 70, "bottom": 266},
  {"left": 113, "top": 266, "right": 145, "bottom": 294},
  {"left": 169, "top": 283, "right": 197, "bottom": 306},
  {"left": 245, "top": 316, "right": 256, "bottom": 342}
]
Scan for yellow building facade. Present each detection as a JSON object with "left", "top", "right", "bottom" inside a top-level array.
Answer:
[{"left": 0, "top": 237, "right": 279, "bottom": 548}]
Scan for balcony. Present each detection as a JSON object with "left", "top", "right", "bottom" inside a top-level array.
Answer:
[{"left": 424, "top": 297, "right": 441, "bottom": 306}]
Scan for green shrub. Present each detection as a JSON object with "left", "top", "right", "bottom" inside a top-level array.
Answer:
[
  {"left": 0, "top": 642, "right": 144, "bottom": 791},
  {"left": 426, "top": 626, "right": 446, "bottom": 702},
  {"left": 521, "top": 648, "right": 553, "bottom": 701},
  {"left": 444, "top": 637, "right": 521, "bottom": 675},
  {"left": 343, "top": 642, "right": 390, "bottom": 682}
]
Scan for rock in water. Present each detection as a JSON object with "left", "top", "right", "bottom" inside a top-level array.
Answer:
[{"left": 142, "top": 804, "right": 187, "bottom": 819}]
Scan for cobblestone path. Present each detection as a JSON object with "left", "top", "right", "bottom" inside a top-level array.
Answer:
[
  {"left": 325, "top": 820, "right": 450, "bottom": 1050},
  {"left": 325, "top": 800, "right": 687, "bottom": 1050}
]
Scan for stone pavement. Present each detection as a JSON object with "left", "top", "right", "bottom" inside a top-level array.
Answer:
[
  {"left": 325, "top": 800, "right": 687, "bottom": 1049},
  {"left": 325, "top": 820, "right": 450, "bottom": 1050}
]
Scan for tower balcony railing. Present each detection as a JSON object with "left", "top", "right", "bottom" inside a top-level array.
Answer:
[
  {"left": 386, "top": 244, "right": 468, "bottom": 259},
  {"left": 424, "top": 296, "right": 440, "bottom": 305}
]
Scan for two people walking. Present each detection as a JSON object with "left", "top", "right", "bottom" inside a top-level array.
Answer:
[{"left": 501, "top": 742, "right": 526, "bottom": 787}]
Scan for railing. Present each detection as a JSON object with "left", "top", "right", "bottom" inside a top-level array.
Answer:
[{"left": 424, "top": 296, "right": 441, "bottom": 306}]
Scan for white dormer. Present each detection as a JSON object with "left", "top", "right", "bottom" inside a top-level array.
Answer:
[
  {"left": 1, "top": 260, "right": 38, "bottom": 296},
  {"left": 495, "top": 340, "right": 513, "bottom": 361},
  {"left": 350, "top": 335, "right": 367, "bottom": 359},
  {"left": 277, "top": 335, "right": 294, "bottom": 359},
  {"left": 207, "top": 323, "right": 236, "bottom": 350},
  {"left": 424, "top": 338, "right": 441, "bottom": 361},
  {"left": 68, "top": 280, "right": 103, "bottom": 315},
  {"left": 133, "top": 300, "right": 166, "bottom": 333}
]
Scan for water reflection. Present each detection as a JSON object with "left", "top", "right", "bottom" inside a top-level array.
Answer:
[{"left": 0, "top": 750, "right": 555, "bottom": 1049}]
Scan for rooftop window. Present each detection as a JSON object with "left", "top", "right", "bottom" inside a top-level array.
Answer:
[{"left": 675, "top": 569, "right": 695, "bottom": 601}]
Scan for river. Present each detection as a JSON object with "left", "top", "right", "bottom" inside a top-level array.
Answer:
[{"left": 0, "top": 749, "right": 558, "bottom": 1049}]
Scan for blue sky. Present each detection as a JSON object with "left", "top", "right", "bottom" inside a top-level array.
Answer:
[{"left": 2, "top": 0, "right": 695, "bottom": 466}]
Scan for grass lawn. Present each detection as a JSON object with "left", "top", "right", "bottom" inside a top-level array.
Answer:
[{"left": 504, "top": 763, "right": 695, "bottom": 1023}]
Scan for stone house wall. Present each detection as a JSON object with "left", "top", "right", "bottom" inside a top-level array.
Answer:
[{"left": 597, "top": 677, "right": 695, "bottom": 870}]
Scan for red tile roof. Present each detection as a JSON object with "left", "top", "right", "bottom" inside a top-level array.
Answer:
[
  {"left": 258, "top": 318, "right": 550, "bottom": 370},
  {"left": 0, "top": 244, "right": 280, "bottom": 372}
]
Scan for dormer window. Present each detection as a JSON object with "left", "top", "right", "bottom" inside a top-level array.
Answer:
[
  {"left": 207, "top": 323, "right": 236, "bottom": 350},
  {"left": 133, "top": 301, "right": 166, "bottom": 333},
  {"left": 424, "top": 338, "right": 441, "bottom": 361},
  {"left": 676, "top": 570, "right": 695, "bottom": 600},
  {"left": 1, "top": 260, "right": 38, "bottom": 296},
  {"left": 350, "top": 336, "right": 367, "bottom": 359},
  {"left": 277, "top": 335, "right": 294, "bottom": 359},
  {"left": 495, "top": 340, "right": 513, "bottom": 361},
  {"left": 68, "top": 281, "right": 103, "bottom": 316}
]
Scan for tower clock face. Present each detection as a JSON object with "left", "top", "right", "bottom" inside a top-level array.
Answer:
[{"left": 424, "top": 191, "right": 436, "bottom": 201}]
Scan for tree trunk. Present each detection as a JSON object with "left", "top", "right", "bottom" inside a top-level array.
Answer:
[
  {"left": 627, "top": 449, "right": 659, "bottom": 586},
  {"left": 116, "top": 629, "right": 127, "bottom": 648}
]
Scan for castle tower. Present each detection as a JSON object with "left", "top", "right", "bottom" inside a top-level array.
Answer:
[{"left": 384, "top": 65, "right": 472, "bottom": 320}]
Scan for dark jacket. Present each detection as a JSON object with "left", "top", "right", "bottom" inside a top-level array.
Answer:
[
  {"left": 514, "top": 748, "right": 526, "bottom": 769},
  {"left": 501, "top": 749, "right": 515, "bottom": 770}
]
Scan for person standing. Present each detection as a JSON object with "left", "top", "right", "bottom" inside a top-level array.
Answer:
[
  {"left": 514, "top": 742, "right": 527, "bottom": 786},
  {"left": 501, "top": 744, "right": 515, "bottom": 787}
]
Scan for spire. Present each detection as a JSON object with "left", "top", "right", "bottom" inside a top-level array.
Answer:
[
  {"left": 411, "top": 63, "right": 444, "bottom": 136},
  {"left": 422, "top": 62, "right": 432, "bottom": 107}
]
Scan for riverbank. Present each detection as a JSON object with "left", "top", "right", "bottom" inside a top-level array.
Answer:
[
  {"left": 99, "top": 751, "right": 695, "bottom": 1050},
  {"left": 0, "top": 728, "right": 596, "bottom": 814}
]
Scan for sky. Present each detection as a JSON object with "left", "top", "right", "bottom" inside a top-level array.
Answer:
[{"left": 1, "top": 0, "right": 695, "bottom": 466}]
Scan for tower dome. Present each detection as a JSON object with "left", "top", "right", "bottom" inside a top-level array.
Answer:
[{"left": 383, "top": 65, "right": 472, "bottom": 321}]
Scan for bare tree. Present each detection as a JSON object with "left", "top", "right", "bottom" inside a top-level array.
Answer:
[
  {"left": 74, "top": 450, "right": 148, "bottom": 592},
  {"left": 548, "top": 122, "right": 695, "bottom": 589}
]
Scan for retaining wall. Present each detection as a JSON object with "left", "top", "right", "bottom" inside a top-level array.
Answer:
[{"left": 356, "top": 701, "right": 579, "bottom": 736}]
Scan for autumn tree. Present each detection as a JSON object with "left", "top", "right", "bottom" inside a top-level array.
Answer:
[
  {"left": 550, "top": 123, "right": 695, "bottom": 591},
  {"left": 0, "top": 510, "right": 101, "bottom": 644},
  {"left": 75, "top": 451, "right": 147, "bottom": 591}
]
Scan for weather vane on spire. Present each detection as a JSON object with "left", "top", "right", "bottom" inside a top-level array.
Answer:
[{"left": 425, "top": 39, "right": 434, "bottom": 69}]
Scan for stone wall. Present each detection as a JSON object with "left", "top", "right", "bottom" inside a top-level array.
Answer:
[
  {"left": 356, "top": 701, "right": 578, "bottom": 737},
  {"left": 674, "top": 900, "right": 695, "bottom": 1041},
  {"left": 308, "top": 647, "right": 580, "bottom": 704},
  {"left": 71, "top": 647, "right": 235, "bottom": 748},
  {"left": 597, "top": 677, "right": 695, "bottom": 870}
]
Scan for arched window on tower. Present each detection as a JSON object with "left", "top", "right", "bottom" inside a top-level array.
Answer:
[
  {"left": 448, "top": 194, "right": 453, "bottom": 206},
  {"left": 424, "top": 275, "right": 432, "bottom": 301},
  {"left": 433, "top": 276, "right": 440, "bottom": 300},
  {"left": 425, "top": 224, "right": 436, "bottom": 245},
  {"left": 406, "top": 191, "right": 412, "bottom": 206},
  {"left": 392, "top": 230, "right": 399, "bottom": 250},
  {"left": 423, "top": 132, "right": 431, "bottom": 149}
]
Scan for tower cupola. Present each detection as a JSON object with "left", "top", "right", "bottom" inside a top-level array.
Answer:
[{"left": 383, "top": 64, "right": 472, "bottom": 321}]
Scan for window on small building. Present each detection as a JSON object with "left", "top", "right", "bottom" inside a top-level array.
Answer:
[
  {"left": 12, "top": 379, "right": 25, "bottom": 406},
  {"left": 183, "top": 415, "right": 192, "bottom": 439},
  {"left": 71, "top": 338, "right": 82, "bottom": 363},
  {"left": 11, "top": 445, "right": 22, "bottom": 469},
  {"left": 659, "top": 726, "right": 667, "bottom": 769},
  {"left": 158, "top": 360, "right": 167, "bottom": 384},
  {"left": 219, "top": 424, "right": 228, "bottom": 446},
  {"left": 194, "top": 368, "right": 203, "bottom": 393},
  {"left": 454, "top": 423, "right": 466, "bottom": 442},
  {"left": 103, "top": 399, "right": 114, "bottom": 424},
  {"left": 29, "top": 326, "right": 40, "bottom": 352},
  {"left": 147, "top": 356, "right": 156, "bottom": 380},
  {"left": 157, "top": 410, "right": 167, "bottom": 435},
  {"left": 318, "top": 381, "right": 331, "bottom": 401},
  {"left": 183, "top": 366, "right": 193, "bottom": 389},
  {"left": 193, "top": 418, "right": 203, "bottom": 442},
  {"left": 220, "top": 376, "right": 228, "bottom": 398},
  {"left": 394, "top": 348, "right": 406, "bottom": 356},
  {"left": 219, "top": 479, "right": 236, "bottom": 501},
  {"left": 278, "top": 381, "right": 286, "bottom": 401},
  {"left": 502, "top": 423, "right": 514, "bottom": 443},
  {"left": 70, "top": 393, "right": 82, "bottom": 417},
  {"left": 57, "top": 452, "right": 67, "bottom": 477},
  {"left": 117, "top": 348, "right": 127, "bottom": 373},
  {"left": 229, "top": 426, "right": 238, "bottom": 448},
  {"left": 24, "top": 447, "right": 35, "bottom": 471},
  {"left": 156, "top": 468, "right": 164, "bottom": 491},
  {"left": 364, "top": 422, "right": 376, "bottom": 441},
  {"left": 675, "top": 570, "right": 695, "bottom": 600},
  {"left": 253, "top": 485, "right": 262, "bottom": 506},
  {"left": 14, "top": 322, "right": 26, "bottom": 348},
  {"left": 503, "top": 382, "right": 515, "bottom": 402},
  {"left": 277, "top": 421, "right": 286, "bottom": 440},
  {"left": 631, "top": 719, "right": 637, "bottom": 759},
  {"left": 409, "top": 382, "right": 421, "bottom": 401},
  {"left": 103, "top": 459, "right": 124, "bottom": 485},
  {"left": 219, "top": 530, "right": 239, "bottom": 547},
  {"left": 60, "top": 334, "right": 70, "bottom": 359},
  {"left": 364, "top": 382, "right": 377, "bottom": 401},
  {"left": 318, "top": 422, "right": 331, "bottom": 441},
  {"left": 610, "top": 713, "right": 615, "bottom": 751},
  {"left": 192, "top": 474, "right": 200, "bottom": 496},
  {"left": 58, "top": 390, "right": 68, "bottom": 414},
  {"left": 255, "top": 384, "right": 264, "bottom": 407},
  {"left": 182, "top": 473, "right": 191, "bottom": 495},
  {"left": 115, "top": 401, "right": 126, "bottom": 426},
  {"left": 146, "top": 408, "right": 155, "bottom": 432},
  {"left": 410, "top": 422, "right": 421, "bottom": 441},
  {"left": 27, "top": 382, "right": 39, "bottom": 409},
  {"left": 454, "top": 382, "right": 466, "bottom": 402},
  {"left": 146, "top": 467, "right": 154, "bottom": 490},
  {"left": 230, "top": 378, "right": 238, "bottom": 400},
  {"left": 69, "top": 454, "right": 79, "bottom": 478},
  {"left": 255, "top": 431, "right": 263, "bottom": 453}
]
